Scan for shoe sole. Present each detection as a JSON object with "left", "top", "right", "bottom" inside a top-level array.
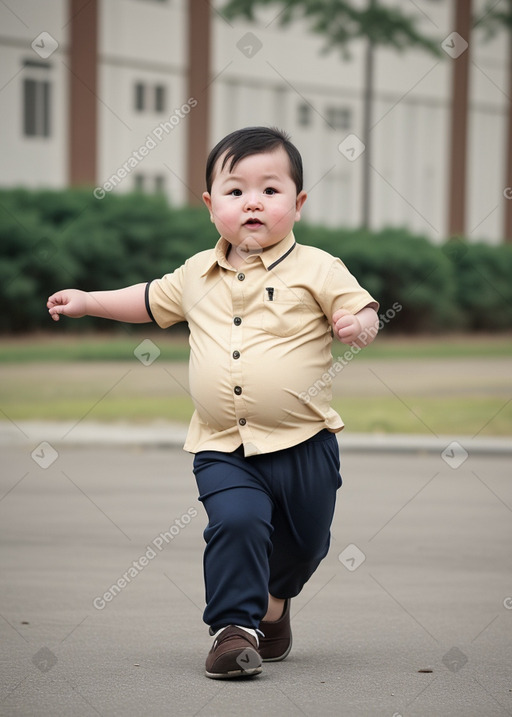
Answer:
[
  {"left": 205, "top": 666, "right": 262, "bottom": 679},
  {"left": 261, "top": 636, "right": 293, "bottom": 663}
]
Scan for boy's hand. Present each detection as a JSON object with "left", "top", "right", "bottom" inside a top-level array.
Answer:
[
  {"left": 332, "top": 309, "right": 362, "bottom": 344},
  {"left": 47, "top": 289, "right": 88, "bottom": 321}
]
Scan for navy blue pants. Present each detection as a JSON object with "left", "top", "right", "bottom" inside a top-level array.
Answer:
[{"left": 193, "top": 429, "right": 342, "bottom": 632}]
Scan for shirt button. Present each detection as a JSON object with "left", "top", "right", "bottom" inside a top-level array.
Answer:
[
  {"left": 237, "top": 272, "right": 245, "bottom": 281},
  {"left": 234, "top": 386, "right": 242, "bottom": 395},
  {"left": 232, "top": 350, "right": 240, "bottom": 359},
  {"left": 239, "top": 418, "right": 247, "bottom": 426},
  {"left": 233, "top": 316, "right": 242, "bottom": 326}
]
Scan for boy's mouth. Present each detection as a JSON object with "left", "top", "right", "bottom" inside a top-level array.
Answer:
[{"left": 244, "top": 218, "right": 263, "bottom": 228}]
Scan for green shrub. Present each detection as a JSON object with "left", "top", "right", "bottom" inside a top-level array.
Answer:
[
  {"left": 445, "top": 239, "right": 512, "bottom": 330},
  {"left": 0, "top": 188, "right": 510, "bottom": 334},
  {"left": 0, "top": 191, "right": 79, "bottom": 331},
  {"left": 295, "top": 225, "right": 459, "bottom": 333}
]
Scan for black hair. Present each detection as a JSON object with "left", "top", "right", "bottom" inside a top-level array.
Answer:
[{"left": 205, "top": 126, "right": 303, "bottom": 194}]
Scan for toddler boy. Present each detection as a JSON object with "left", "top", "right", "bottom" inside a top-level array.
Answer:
[{"left": 47, "top": 126, "right": 379, "bottom": 679}]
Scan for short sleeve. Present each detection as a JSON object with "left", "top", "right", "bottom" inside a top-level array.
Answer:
[
  {"left": 319, "top": 258, "right": 379, "bottom": 320},
  {"left": 147, "top": 264, "right": 187, "bottom": 328}
]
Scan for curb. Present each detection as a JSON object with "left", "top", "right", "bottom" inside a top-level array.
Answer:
[{"left": 1, "top": 421, "right": 511, "bottom": 456}]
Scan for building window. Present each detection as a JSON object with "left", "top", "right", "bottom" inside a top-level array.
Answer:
[
  {"left": 134, "top": 174, "right": 145, "bottom": 191},
  {"left": 135, "top": 83, "right": 145, "bottom": 111},
  {"left": 134, "top": 82, "right": 167, "bottom": 112},
  {"left": 155, "top": 85, "right": 166, "bottom": 112},
  {"left": 297, "top": 102, "right": 312, "bottom": 127},
  {"left": 23, "top": 78, "right": 51, "bottom": 137},
  {"left": 134, "top": 174, "right": 166, "bottom": 194},
  {"left": 325, "top": 106, "right": 351, "bottom": 130}
]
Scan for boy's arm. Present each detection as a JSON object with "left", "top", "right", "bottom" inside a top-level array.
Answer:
[
  {"left": 47, "top": 283, "right": 151, "bottom": 324},
  {"left": 332, "top": 306, "right": 379, "bottom": 348}
]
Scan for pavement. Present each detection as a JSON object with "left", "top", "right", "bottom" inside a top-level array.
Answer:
[{"left": 1, "top": 428, "right": 512, "bottom": 716}]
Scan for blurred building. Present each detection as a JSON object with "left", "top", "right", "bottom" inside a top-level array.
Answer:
[{"left": 0, "top": 0, "right": 509, "bottom": 243}]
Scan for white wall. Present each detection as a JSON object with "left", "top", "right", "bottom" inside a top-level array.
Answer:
[
  {"left": 99, "top": 0, "right": 188, "bottom": 203},
  {"left": 467, "top": 4, "right": 508, "bottom": 245},
  {"left": 0, "top": 0, "right": 67, "bottom": 188}
]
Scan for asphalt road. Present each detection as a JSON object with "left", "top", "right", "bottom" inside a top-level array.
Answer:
[{"left": 1, "top": 444, "right": 511, "bottom": 717}]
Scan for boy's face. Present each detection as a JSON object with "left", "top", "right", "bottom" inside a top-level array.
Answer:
[{"left": 202, "top": 147, "right": 307, "bottom": 254}]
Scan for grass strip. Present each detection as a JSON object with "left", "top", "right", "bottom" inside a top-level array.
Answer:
[
  {"left": 0, "top": 333, "right": 511, "bottom": 363},
  {"left": 1, "top": 393, "right": 510, "bottom": 437}
]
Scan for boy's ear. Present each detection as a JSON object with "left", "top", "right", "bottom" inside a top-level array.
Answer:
[
  {"left": 202, "top": 191, "right": 211, "bottom": 208},
  {"left": 202, "top": 192, "right": 214, "bottom": 220},
  {"left": 295, "top": 191, "right": 307, "bottom": 220}
]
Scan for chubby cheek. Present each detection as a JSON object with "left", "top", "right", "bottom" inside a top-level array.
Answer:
[
  {"left": 268, "top": 203, "right": 297, "bottom": 231},
  {"left": 210, "top": 204, "right": 238, "bottom": 237}
]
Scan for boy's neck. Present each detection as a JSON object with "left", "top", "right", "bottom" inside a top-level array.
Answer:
[
  {"left": 226, "top": 244, "right": 246, "bottom": 269},
  {"left": 226, "top": 235, "right": 290, "bottom": 270}
]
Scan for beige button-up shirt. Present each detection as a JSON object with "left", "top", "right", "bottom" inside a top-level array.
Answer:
[{"left": 147, "top": 231, "right": 378, "bottom": 456}]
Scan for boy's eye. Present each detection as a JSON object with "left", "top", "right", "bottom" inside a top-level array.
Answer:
[
  {"left": 264, "top": 187, "right": 277, "bottom": 195},
  {"left": 229, "top": 189, "right": 242, "bottom": 197}
]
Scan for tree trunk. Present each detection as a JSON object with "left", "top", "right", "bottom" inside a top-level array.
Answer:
[
  {"left": 447, "top": 0, "right": 471, "bottom": 237},
  {"left": 68, "top": 0, "right": 98, "bottom": 186},
  {"left": 186, "top": 0, "right": 211, "bottom": 205}
]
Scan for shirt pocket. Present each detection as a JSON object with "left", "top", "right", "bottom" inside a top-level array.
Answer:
[{"left": 261, "top": 287, "right": 312, "bottom": 337}]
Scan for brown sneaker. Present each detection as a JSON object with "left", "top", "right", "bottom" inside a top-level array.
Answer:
[
  {"left": 205, "top": 626, "right": 262, "bottom": 679},
  {"left": 258, "top": 599, "right": 292, "bottom": 662}
]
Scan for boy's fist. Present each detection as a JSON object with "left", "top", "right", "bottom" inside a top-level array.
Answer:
[
  {"left": 47, "top": 289, "right": 87, "bottom": 321},
  {"left": 332, "top": 309, "right": 361, "bottom": 344}
]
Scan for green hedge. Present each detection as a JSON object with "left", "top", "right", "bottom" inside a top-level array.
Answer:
[{"left": 0, "top": 188, "right": 511, "bottom": 333}]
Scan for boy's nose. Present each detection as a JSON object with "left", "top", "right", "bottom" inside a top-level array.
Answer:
[{"left": 244, "top": 192, "right": 263, "bottom": 210}]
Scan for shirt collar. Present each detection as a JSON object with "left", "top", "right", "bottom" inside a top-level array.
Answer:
[{"left": 201, "top": 232, "right": 297, "bottom": 276}]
